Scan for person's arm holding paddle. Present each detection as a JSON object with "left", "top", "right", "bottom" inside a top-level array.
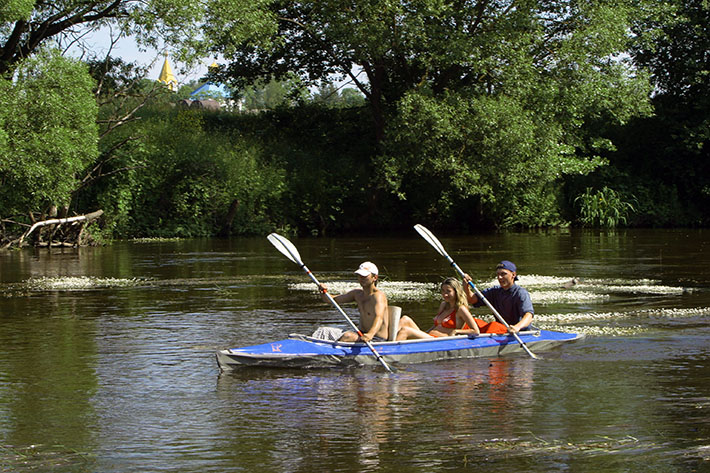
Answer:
[
  {"left": 510, "top": 311, "right": 534, "bottom": 333},
  {"left": 318, "top": 262, "right": 389, "bottom": 343},
  {"left": 318, "top": 283, "right": 356, "bottom": 304},
  {"left": 463, "top": 260, "right": 535, "bottom": 334},
  {"left": 462, "top": 273, "right": 478, "bottom": 304}
]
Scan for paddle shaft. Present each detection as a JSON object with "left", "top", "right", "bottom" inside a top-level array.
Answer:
[
  {"left": 303, "top": 264, "right": 393, "bottom": 372},
  {"left": 413, "top": 224, "right": 538, "bottom": 359},
  {"left": 447, "top": 259, "right": 538, "bottom": 359},
  {"left": 300, "top": 264, "right": 360, "bottom": 335}
]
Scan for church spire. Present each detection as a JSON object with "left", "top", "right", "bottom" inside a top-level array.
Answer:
[{"left": 158, "top": 52, "right": 177, "bottom": 91}]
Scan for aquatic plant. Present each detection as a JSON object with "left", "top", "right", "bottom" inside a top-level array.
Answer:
[
  {"left": 575, "top": 187, "right": 636, "bottom": 227},
  {"left": 25, "top": 276, "right": 144, "bottom": 290}
]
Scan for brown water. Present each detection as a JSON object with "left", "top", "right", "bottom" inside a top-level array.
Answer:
[{"left": 1, "top": 229, "right": 709, "bottom": 472}]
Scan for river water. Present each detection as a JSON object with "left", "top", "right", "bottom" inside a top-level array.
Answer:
[{"left": 0, "top": 229, "right": 709, "bottom": 472}]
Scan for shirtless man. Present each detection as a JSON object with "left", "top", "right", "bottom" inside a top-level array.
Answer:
[{"left": 318, "top": 262, "right": 389, "bottom": 343}]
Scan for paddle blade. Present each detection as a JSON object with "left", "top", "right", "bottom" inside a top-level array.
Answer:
[
  {"left": 414, "top": 224, "right": 449, "bottom": 258},
  {"left": 267, "top": 233, "right": 303, "bottom": 266}
]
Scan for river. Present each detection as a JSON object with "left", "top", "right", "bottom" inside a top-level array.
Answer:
[{"left": 0, "top": 229, "right": 709, "bottom": 472}]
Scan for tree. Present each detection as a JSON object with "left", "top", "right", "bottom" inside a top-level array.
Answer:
[
  {"left": 1, "top": 0, "right": 278, "bottom": 243},
  {"left": 0, "top": 49, "right": 98, "bottom": 218},
  {"left": 592, "top": 0, "right": 710, "bottom": 226},
  {"left": 208, "top": 1, "right": 651, "bottom": 136},
  {"left": 310, "top": 84, "right": 366, "bottom": 108},
  {"left": 630, "top": 1, "right": 709, "bottom": 100},
  {"left": 340, "top": 88, "right": 366, "bottom": 108},
  {"left": 0, "top": 0, "right": 222, "bottom": 76},
  {"left": 240, "top": 77, "right": 305, "bottom": 110},
  {"left": 207, "top": 0, "right": 656, "bottom": 226}
]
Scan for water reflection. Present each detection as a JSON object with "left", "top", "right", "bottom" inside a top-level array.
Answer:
[
  {"left": 211, "top": 357, "right": 542, "bottom": 472},
  {"left": 215, "top": 370, "right": 413, "bottom": 471},
  {"left": 0, "top": 293, "right": 99, "bottom": 471},
  {"left": 1, "top": 230, "right": 710, "bottom": 471}
]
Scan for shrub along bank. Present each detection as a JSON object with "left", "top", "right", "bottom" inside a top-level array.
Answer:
[{"left": 76, "top": 102, "right": 708, "bottom": 239}]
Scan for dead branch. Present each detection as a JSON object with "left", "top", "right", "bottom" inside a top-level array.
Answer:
[{"left": 2, "top": 210, "right": 103, "bottom": 249}]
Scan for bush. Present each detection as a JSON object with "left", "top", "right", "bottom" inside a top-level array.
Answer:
[
  {"left": 574, "top": 187, "right": 635, "bottom": 227},
  {"left": 81, "top": 107, "right": 286, "bottom": 238}
]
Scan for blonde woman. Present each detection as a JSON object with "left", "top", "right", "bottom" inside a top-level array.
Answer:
[{"left": 396, "top": 278, "right": 480, "bottom": 340}]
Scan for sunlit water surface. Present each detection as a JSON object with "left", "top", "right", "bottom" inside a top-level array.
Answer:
[{"left": 1, "top": 229, "right": 709, "bottom": 472}]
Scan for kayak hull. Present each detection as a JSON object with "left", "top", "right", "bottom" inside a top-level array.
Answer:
[{"left": 216, "top": 330, "right": 584, "bottom": 370}]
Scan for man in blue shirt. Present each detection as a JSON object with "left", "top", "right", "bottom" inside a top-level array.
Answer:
[{"left": 463, "top": 260, "right": 534, "bottom": 333}]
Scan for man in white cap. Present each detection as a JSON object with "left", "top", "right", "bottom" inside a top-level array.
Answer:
[{"left": 318, "top": 261, "right": 389, "bottom": 342}]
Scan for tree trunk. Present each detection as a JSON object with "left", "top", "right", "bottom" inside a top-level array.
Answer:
[{"left": 219, "top": 199, "right": 240, "bottom": 236}]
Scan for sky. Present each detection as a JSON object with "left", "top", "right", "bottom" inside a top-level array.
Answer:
[
  {"left": 77, "top": 27, "right": 363, "bottom": 93},
  {"left": 77, "top": 28, "right": 212, "bottom": 86}
]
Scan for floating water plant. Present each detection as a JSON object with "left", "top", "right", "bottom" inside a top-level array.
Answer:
[{"left": 25, "top": 276, "right": 144, "bottom": 290}]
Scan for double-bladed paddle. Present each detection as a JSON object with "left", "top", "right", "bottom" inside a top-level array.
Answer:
[
  {"left": 413, "top": 224, "right": 539, "bottom": 359},
  {"left": 267, "top": 233, "right": 394, "bottom": 372}
]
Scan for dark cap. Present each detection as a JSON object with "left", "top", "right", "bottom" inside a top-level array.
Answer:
[{"left": 497, "top": 260, "right": 519, "bottom": 280}]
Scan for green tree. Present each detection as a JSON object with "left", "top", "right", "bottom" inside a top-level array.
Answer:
[
  {"left": 0, "top": 49, "right": 98, "bottom": 218},
  {"left": 240, "top": 78, "right": 300, "bottom": 110},
  {"left": 116, "top": 0, "right": 678, "bottom": 232},
  {"left": 108, "top": 108, "right": 286, "bottom": 237},
  {"left": 340, "top": 88, "right": 366, "bottom": 108},
  {"left": 207, "top": 1, "right": 652, "bottom": 137},
  {"left": 619, "top": 0, "right": 710, "bottom": 224},
  {"left": 206, "top": 1, "right": 657, "bottom": 227},
  {"left": 0, "top": 0, "right": 229, "bottom": 76},
  {"left": 0, "top": 0, "right": 33, "bottom": 23},
  {"left": 571, "top": 0, "right": 710, "bottom": 227},
  {"left": 310, "top": 84, "right": 366, "bottom": 108},
  {"left": 310, "top": 83, "right": 341, "bottom": 107},
  {"left": 1, "top": 0, "right": 276, "bottom": 243}
]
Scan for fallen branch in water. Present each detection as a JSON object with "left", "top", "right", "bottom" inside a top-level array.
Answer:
[{"left": 2, "top": 210, "right": 103, "bottom": 249}]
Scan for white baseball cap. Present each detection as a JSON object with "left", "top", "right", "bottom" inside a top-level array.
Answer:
[{"left": 354, "top": 261, "right": 378, "bottom": 277}]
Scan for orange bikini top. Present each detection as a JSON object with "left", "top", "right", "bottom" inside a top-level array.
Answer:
[
  {"left": 434, "top": 309, "right": 471, "bottom": 330},
  {"left": 434, "top": 310, "right": 457, "bottom": 329}
]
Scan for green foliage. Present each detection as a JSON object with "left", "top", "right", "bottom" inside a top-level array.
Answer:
[
  {"left": 575, "top": 187, "right": 635, "bottom": 228},
  {"left": 228, "top": 105, "right": 375, "bottom": 235},
  {"left": 203, "top": 0, "right": 657, "bottom": 229},
  {"left": 1, "top": 0, "right": 274, "bottom": 77},
  {"left": 311, "top": 84, "right": 366, "bottom": 108},
  {"left": 0, "top": 0, "right": 34, "bottom": 22},
  {"left": 90, "top": 107, "right": 286, "bottom": 237},
  {"left": 614, "top": 0, "right": 710, "bottom": 226},
  {"left": 0, "top": 49, "right": 98, "bottom": 216},
  {"left": 630, "top": 0, "right": 707, "bottom": 98},
  {"left": 239, "top": 77, "right": 306, "bottom": 110},
  {"left": 567, "top": 0, "right": 710, "bottom": 228},
  {"left": 0, "top": 1, "right": 192, "bottom": 75},
  {"left": 339, "top": 88, "right": 367, "bottom": 108},
  {"left": 5, "top": 0, "right": 709, "bottom": 239},
  {"left": 385, "top": 88, "right": 607, "bottom": 227}
]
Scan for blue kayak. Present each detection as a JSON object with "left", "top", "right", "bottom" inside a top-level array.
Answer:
[{"left": 216, "top": 329, "right": 584, "bottom": 370}]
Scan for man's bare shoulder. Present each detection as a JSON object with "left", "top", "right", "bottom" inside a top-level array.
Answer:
[
  {"left": 363, "top": 288, "right": 388, "bottom": 307},
  {"left": 373, "top": 289, "right": 388, "bottom": 303},
  {"left": 353, "top": 287, "right": 387, "bottom": 304}
]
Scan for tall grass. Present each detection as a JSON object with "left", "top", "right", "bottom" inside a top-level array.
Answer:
[{"left": 575, "top": 187, "right": 635, "bottom": 228}]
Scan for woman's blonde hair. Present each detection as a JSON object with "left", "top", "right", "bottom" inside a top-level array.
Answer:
[{"left": 441, "top": 277, "right": 468, "bottom": 309}]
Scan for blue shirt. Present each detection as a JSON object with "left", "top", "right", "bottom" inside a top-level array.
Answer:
[{"left": 473, "top": 284, "right": 534, "bottom": 326}]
